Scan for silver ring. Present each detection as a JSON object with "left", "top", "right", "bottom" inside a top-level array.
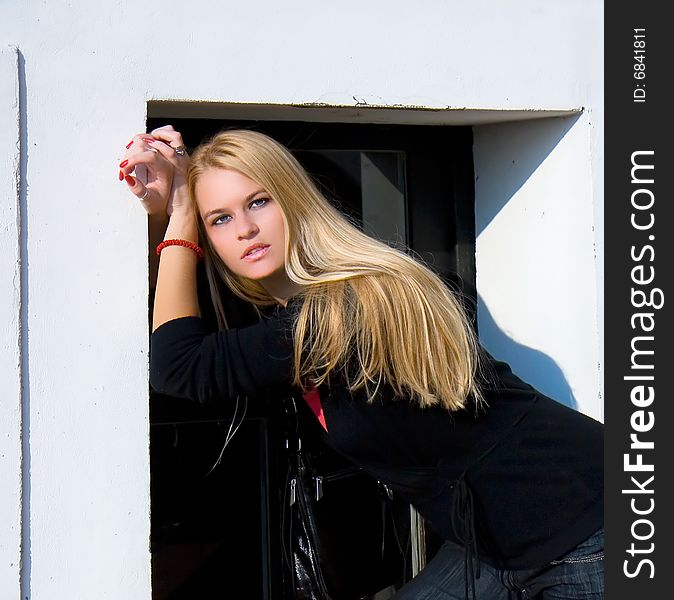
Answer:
[
  {"left": 140, "top": 189, "right": 149, "bottom": 201},
  {"left": 172, "top": 145, "right": 187, "bottom": 156}
]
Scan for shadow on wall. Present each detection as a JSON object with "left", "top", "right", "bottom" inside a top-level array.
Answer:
[
  {"left": 473, "top": 113, "right": 581, "bottom": 233},
  {"left": 477, "top": 296, "right": 577, "bottom": 409},
  {"left": 473, "top": 114, "right": 584, "bottom": 410}
]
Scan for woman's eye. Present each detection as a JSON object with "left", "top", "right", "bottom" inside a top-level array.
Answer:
[
  {"left": 213, "top": 214, "right": 231, "bottom": 226},
  {"left": 250, "top": 197, "right": 269, "bottom": 209}
]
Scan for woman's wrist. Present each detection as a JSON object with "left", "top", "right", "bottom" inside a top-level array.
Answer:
[
  {"left": 165, "top": 207, "right": 198, "bottom": 243},
  {"left": 152, "top": 205, "right": 201, "bottom": 331}
]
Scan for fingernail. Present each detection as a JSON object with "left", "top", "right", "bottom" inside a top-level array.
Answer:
[
  {"left": 124, "top": 175, "right": 135, "bottom": 186},
  {"left": 119, "top": 170, "right": 124, "bottom": 181},
  {"left": 119, "top": 159, "right": 129, "bottom": 168},
  {"left": 125, "top": 140, "right": 134, "bottom": 149},
  {"left": 142, "top": 137, "right": 154, "bottom": 143}
]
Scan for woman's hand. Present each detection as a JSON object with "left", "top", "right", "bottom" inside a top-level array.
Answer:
[{"left": 118, "top": 125, "right": 192, "bottom": 218}]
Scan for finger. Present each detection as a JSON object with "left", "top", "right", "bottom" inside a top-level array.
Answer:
[
  {"left": 125, "top": 132, "right": 155, "bottom": 149},
  {"left": 150, "top": 125, "right": 185, "bottom": 149},
  {"left": 150, "top": 124, "right": 176, "bottom": 135},
  {"left": 121, "top": 133, "right": 158, "bottom": 162},
  {"left": 148, "top": 138, "right": 189, "bottom": 162},
  {"left": 119, "top": 148, "right": 167, "bottom": 176},
  {"left": 123, "top": 174, "right": 150, "bottom": 201}
]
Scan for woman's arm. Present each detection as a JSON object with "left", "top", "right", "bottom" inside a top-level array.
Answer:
[
  {"left": 150, "top": 306, "right": 296, "bottom": 403},
  {"left": 152, "top": 204, "right": 201, "bottom": 331},
  {"left": 119, "top": 126, "right": 199, "bottom": 330},
  {"left": 120, "top": 126, "right": 295, "bottom": 403}
]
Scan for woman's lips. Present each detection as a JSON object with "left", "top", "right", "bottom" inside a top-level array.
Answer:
[{"left": 241, "top": 244, "right": 270, "bottom": 261}]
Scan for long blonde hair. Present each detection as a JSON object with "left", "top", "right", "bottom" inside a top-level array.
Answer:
[{"left": 188, "top": 129, "right": 484, "bottom": 411}]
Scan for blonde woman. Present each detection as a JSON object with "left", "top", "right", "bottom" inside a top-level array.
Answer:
[{"left": 119, "top": 126, "right": 604, "bottom": 599}]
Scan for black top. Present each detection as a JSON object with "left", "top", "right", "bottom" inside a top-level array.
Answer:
[{"left": 150, "top": 301, "right": 603, "bottom": 570}]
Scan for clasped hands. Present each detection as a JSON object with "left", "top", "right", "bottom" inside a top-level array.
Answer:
[{"left": 118, "top": 125, "right": 191, "bottom": 218}]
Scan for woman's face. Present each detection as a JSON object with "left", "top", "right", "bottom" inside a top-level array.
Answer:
[{"left": 195, "top": 168, "right": 288, "bottom": 289}]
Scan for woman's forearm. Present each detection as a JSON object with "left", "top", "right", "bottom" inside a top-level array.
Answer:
[{"left": 152, "top": 207, "right": 201, "bottom": 332}]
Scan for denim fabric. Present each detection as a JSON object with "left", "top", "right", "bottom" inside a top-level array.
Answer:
[{"left": 392, "top": 529, "right": 604, "bottom": 600}]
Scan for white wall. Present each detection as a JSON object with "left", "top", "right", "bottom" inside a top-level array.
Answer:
[
  {"left": 0, "top": 1, "right": 602, "bottom": 597},
  {"left": 474, "top": 115, "right": 602, "bottom": 417},
  {"left": 0, "top": 46, "right": 22, "bottom": 600}
]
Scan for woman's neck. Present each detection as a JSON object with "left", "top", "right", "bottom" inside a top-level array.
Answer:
[{"left": 260, "top": 271, "right": 302, "bottom": 306}]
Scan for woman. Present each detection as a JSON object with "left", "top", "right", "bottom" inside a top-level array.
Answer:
[{"left": 119, "top": 125, "right": 604, "bottom": 599}]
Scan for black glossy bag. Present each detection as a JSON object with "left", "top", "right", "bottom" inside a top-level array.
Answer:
[{"left": 282, "top": 398, "right": 408, "bottom": 600}]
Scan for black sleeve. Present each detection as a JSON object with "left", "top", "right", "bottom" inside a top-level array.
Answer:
[{"left": 150, "top": 307, "right": 296, "bottom": 404}]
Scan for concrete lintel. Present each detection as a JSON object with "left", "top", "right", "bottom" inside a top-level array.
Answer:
[{"left": 147, "top": 100, "right": 582, "bottom": 126}]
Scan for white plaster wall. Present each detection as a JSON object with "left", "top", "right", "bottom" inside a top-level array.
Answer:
[
  {"left": 473, "top": 3, "right": 603, "bottom": 421},
  {"left": 0, "top": 1, "right": 602, "bottom": 597},
  {"left": 474, "top": 116, "right": 602, "bottom": 419},
  {"left": 0, "top": 46, "right": 22, "bottom": 600}
]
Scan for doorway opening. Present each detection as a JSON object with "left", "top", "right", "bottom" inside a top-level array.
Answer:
[{"left": 147, "top": 113, "right": 477, "bottom": 599}]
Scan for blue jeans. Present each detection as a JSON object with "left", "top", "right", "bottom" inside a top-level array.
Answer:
[{"left": 392, "top": 529, "right": 604, "bottom": 599}]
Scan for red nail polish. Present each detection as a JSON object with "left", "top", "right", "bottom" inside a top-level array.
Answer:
[
  {"left": 125, "top": 140, "right": 133, "bottom": 149},
  {"left": 124, "top": 175, "right": 135, "bottom": 186},
  {"left": 119, "top": 159, "right": 129, "bottom": 168},
  {"left": 119, "top": 170, "right": 124, "bottom": 181},
  {"left": 142, "top": 137, "right": 154, "bottom": 143}
]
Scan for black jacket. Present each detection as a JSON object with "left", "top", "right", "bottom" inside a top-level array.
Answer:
[{"left": 150, "top": 301, "right": 603, "bottom": 570}]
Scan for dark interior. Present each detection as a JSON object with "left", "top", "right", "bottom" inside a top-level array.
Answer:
[{"left": 147, "top": 117, "right": 477, "bottom": 599}]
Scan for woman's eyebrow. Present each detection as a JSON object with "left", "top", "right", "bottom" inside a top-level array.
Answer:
[{"left": 202, "top": 189, "right": 266, "bottom": 219}]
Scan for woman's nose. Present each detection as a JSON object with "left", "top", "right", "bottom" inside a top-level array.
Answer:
[{"left": 236, "top": 215, "right": 259, "bottom": 239}]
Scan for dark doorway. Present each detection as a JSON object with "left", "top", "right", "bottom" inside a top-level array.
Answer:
[{"left": 147, "top": 116, "right": 477, "bottom": 599}]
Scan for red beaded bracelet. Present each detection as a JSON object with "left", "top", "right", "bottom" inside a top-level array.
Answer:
[{"left": 156, "top": 239, "right": 205, "bottom": 260}]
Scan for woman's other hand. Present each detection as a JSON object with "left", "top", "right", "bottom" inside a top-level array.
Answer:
[{"left": 119, "top": 125, "right": 191, "bottom": 217}]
